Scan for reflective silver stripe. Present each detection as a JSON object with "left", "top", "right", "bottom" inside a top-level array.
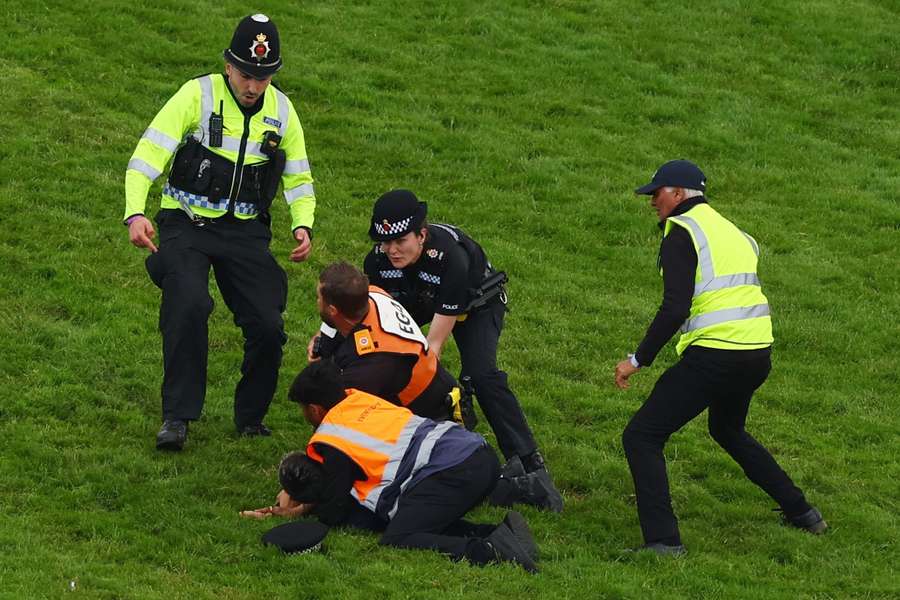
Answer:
[
  {"left": 670, "top": 215, "right": 713, "bottom": 282},
  {"left": 315, "top": 423, "right": 395, "bottom": 455},
  {"left": 694, "top": 273, "right": 761, "bottom": 297},
  {"left": 681, "top": 303, "right": 770, "bottom": 333},
  {"left": 387, "top": 421, "right": 454, "bottom": 519},
  {"left": 317, "top": 415, "right": 423, "bottom": 512},
  {"left": 742, "top": 232, "right": 760, "bottom": 256},
  {"left": 127, "top": 158, "right": 161, "bottom": 181},
  {"left": 220, "top": 136, "right": 242, "bottom": 153},
  {"left": 431, "top": 223, "right": 460, "bottom": 242},
  {"left": 285, "top": 183, "right": 315, "bottom": 203},
  {"left": 142, "top": 127, "right": 179, "bottom": 153},
  {"left": 365, "top": 416, "right": 424, "bottom": 510},
  {"left": 273, "top": 87, "right": 290, "bottom": 138},
  {"left": 245, "top": 140, "right": 267, "bottom": 160},
  {"left": 198, "top": 75, "right": 213, "bottom": 145},
  {"left": 215, "top": 136, "right": 266, "bottom": 160},
  {"left": 284, "top": 159, "right": 311, "bottom": 174}
]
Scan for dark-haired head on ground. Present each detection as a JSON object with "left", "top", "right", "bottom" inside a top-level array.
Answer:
[{"left": 278, "top": 451, "right": 327, "bottom": 504}]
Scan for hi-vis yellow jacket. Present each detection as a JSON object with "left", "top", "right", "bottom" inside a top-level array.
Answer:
[
  {"left": 124, "top": 73, "right": 315, "bottom": 231},
  {"left": 664, "top": 203, "right": 774, "bottom": 355}
]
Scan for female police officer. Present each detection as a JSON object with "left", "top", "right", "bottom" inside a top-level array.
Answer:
[{"left": 363, "top": 189, "right": 563, "bottom": 512}]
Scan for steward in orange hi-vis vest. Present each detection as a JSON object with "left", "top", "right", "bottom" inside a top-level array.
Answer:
[
  {"left": 276, "top": 360, "right": 539, "bottom": 572},
  {"left": 358, "top": 286, "right": 440, "bottom": 406},
  {"left": 307, "top": 389, "right": 477, "bottom": 520},
  {"left": 318, "top": 286, "right": 458, "bottom": 421}
]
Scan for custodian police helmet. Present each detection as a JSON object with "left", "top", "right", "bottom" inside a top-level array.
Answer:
[{"left": 224, "top": 14, "right": 283, "bottom": 78}]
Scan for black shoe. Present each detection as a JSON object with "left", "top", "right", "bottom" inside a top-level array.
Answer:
[
  {"left": 490, "top": 466, "right": 565, "bottom": 513},
  {"left": 629, "top": 542, "right": 687, "bottom": 556},
  {"left": 156, "top": 420, "right": 188, "bottom": 451},
  {"left": 237, "top": 422, "right": 272, "bottom": 437},
  {"left": 485, "top": 522, "right": 539, "bottom": 573},
  {"left": 488, "top": 456, "right": 527, "bottom": 507},
  {"left": 529, "top": 467, "right": 564, "bottom": 513},
  {"left": 503, "top": 511, "right": 539, "bottom": 562},
  {"left": 781, "top": 507, "right": 828, "bottom": 534}
]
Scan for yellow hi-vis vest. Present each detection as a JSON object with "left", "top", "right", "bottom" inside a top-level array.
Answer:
[
  {"left": 664, "top": 203, "right": 774, "bottom": 355},
  {"left": 124, "top": 73, "right": 315, "bottom": 230}
]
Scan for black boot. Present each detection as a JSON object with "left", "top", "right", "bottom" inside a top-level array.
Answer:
[
  {"left": 489, "top": 453, "right": 564, "bottom": 513},
  {"left": 484, "top": 520, "right": 539, "bottom": 573}
]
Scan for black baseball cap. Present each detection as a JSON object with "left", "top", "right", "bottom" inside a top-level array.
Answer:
[
  {"left": 635, "top": 160, "right": 706, "bottom": 195},
  {"left": 224, "top": 14, "right": 283, "bottom": 78},
  {"left": 369, "top": 189, "right": 428, "bottom": 241}
]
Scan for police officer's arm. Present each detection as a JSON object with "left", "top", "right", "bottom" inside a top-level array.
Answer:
[
  {"left": 426, "top": 315, "right": 457, "bottom": 360},
  {"left": 615, "top": 228, "right": 696, "bottom": 389},
  {"left": 279, "top": 98, "right": 316, "bottom": 262},
  {"left": 124, "top": 80, "right": 201, "bottom": 252},
  {"left": 426, "top": 245, "right": 471, "bottom": 358}
]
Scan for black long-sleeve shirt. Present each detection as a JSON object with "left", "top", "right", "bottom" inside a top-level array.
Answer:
[
  {"left": 309, "top": 444, "right": 386, "bottom": 531},
  {"left": 633, "top": 197, "right": 706, "bottom": 366}
]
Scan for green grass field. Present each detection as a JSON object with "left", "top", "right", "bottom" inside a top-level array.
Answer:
[{"left": 1, "top": 1, "right": 898, "bottom": 598}]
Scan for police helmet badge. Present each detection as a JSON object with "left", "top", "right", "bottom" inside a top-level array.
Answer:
[{"left": 250, "top": 33, "right": 271, "bottom": 62}]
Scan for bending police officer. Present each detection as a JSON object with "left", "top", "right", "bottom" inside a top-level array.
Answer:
[
  {"left": 614, "top": 159, "right": 826, "bottom": 554},
  {"left": 363, "top": 189, "right": 563, "bottom": 512},
  {"left": 124, "top": 14, "right": 317, "bottom": 450}
]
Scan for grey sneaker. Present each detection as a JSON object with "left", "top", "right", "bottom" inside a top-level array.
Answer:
[
  {"left": 237, "top": 422, "right": 272, "bottom": 437},
  {"left": 783, "top": 507, "right": 828, "bottom": 534},
  {"left": 156, "top": 420, "right": 188, "bottom": 451},
  {"left": 485, "top": 522, "right": 539, "bottom": 573},
  {"left": 629, "top": 542, "right": 687, "bottom": 556}
]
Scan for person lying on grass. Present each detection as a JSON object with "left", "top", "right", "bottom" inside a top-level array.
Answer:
[{"left": 241, "top": 359, "right": 539, "bottom": 571}]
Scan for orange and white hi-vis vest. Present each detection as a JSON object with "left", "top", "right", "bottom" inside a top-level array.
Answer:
[
  {"left": 354, "top": 286, "right": 439, "bottom": 406},
  {"left": 307, "top": 389, "right": 456, "bottom": 520}
]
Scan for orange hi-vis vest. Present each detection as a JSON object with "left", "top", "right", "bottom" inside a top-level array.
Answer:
[
  {"left": 354, "top": 286, "right": 438, "bottom": 406},
  {"left": 307, "top": 389, "right": 456, "bottom": 519}
]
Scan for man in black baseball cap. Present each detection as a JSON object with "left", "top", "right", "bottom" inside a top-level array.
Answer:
[
  {"left": 614, "top": 159, "right": 826, "bottom": 554},
  {"left": 633, "top": 159, "right": 707, "bottom": 224}
]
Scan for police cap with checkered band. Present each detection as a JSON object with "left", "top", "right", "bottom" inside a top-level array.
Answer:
[
  {"left": 369, "top": 189, "right": 428, "bottom": 241},
  {"left": 224, "top": 14, "right": 283, "bottom": 78}
]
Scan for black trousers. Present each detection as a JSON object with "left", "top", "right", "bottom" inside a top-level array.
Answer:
[
  {"left": 379, "top": 444, "right": 501, "bottom": 559},
  {"left": 622, "top": 346, "right": 811, "bottom": 545},
  {"left": 145, "top": 210, "right": 287, "bottom": 427},
  {"left": 453, "top": 301, "right": 538, "bottom": 459}
]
